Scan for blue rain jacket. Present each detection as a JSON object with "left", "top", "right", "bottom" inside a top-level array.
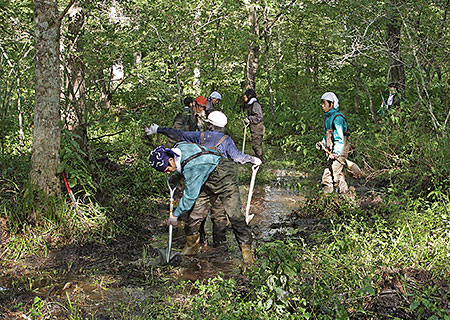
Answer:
[{"left": 158, "top": 127, "right": 255, "bottom": 164}]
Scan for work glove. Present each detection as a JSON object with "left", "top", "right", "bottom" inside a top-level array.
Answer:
[
  {"left": 144, "top": 123, "right": 159, "bottom": 136},
  {"left": 252, "top": 157, "right": 262, "bottom": 166},
  {"left": 328, "top": 153, "right": 339, "bottom": 161},
  {"left": 315, "top": 142, "right": 323, "bottom": 150},
  {"left": 244, "top": 118, "right": 250, "bottom": 126},
  {"left": 167, "top": 213, "right": 178, "bottom": 226}
]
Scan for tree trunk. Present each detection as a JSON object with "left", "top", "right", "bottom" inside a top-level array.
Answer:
[
  {"left": 353, "top": 56, "right": 360, "bottom": 114},
  {"left": 294, "top": 39, "right": 300, "bottom": 110},
  {"left": 66, "top": 2, "right": 88, "bottom": 155},
  {"left": 264, "top": 31, "right": 276, "bottom": 122},
  {"left": 97, "top": 68, "right": 112, "bottom": 109},
  {"left": 244, "top": 2, "right": 259, "bottom": 90},
  {"left": 17, "top": 77, "right": 25, "bottom": 147},
  {"left": 386, "top": 0, "right": 405, "bottom": 92},
  {"left": 30, "top": 0, "right": 61, "bottom": 196},
  {"left": 356, "top": 68, "right": 377, "bottom": 123}
]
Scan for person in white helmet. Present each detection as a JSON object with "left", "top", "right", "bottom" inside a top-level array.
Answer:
[
  {"left": 315, "top": 92, "right": 351, "bottom": 195},
  {"left": 145, "top": 111, "right": 260, "bottom": 262}
]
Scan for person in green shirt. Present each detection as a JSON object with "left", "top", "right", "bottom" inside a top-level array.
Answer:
[{"left": 148, "top": 143, "right": 255, "bottom": 267}]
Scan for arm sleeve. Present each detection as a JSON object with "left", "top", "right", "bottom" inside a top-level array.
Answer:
[
  {"left": 206, "top": 100, "right": 214, "bottom": 114},
  {"left": 219, "top": 137, "right": 255, "bottom": 164},
  {"left": 157, "top": 127, "right": 202, "bottom": 144},
  {"left": 248, "top": 102, "right": 263, "bottom": 123},
  {"left": 332, "top": 117, "right": 346, "bottom": 156},
  {"left": 172, "top": 112, "right": 186, "bottom": 130}
]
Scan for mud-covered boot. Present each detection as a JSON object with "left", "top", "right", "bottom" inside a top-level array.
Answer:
[
  {"left": 240, "top": 244, "right": 255, "bottom": 267},
  {"left": 181, "top": 233, "right": 200, "bottom": 255}
]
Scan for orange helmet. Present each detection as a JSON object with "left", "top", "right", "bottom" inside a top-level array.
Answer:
[{"left": 194, "top": 96, "right": 207, "bottom": 107}]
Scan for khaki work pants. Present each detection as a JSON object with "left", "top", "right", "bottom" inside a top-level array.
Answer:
[{"left": 321, "top": 129, "right": 350, "bottom": 194}]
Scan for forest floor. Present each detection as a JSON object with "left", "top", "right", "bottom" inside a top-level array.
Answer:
[{"left": 0, "top": 162, "right": 447, "bottom": 319}]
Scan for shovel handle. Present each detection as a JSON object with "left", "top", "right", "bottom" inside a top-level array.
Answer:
[
  {"left": 245, "top": 164, "right": 259, "bottom": 224},
  {"left": 166, "top": 177, "right": 177, "bottom": 264},
  {"left": 319, "top": 142, "right": 345, "bottom": 165},
  {"left": 242, "top": 121, "right": 249, "bottom": 153},
  {"left": 166, "top": 178, "right": 177, "bottom": 215}
]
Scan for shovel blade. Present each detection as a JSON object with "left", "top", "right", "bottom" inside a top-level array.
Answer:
[
  {"left": 246, "top": 213, "right": 255, "bottom": 225},
  {"left": 157, "top": 248, "right": 179, "bottom": 265},
  {"left": 346, "top": 160, "right": 364, "bottom": 178}
]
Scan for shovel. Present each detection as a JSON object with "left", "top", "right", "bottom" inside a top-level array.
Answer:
[
  {"left": 319, "top": 142, "right": 364, "bottom": 178},
  {"left": 245, "top": 164, "right": 260, "bottom": 225},
  {"left": 242, "top": 121, "right": 249, "bottom": 153},
  {"left": 158, "top": 177, "right": 179, "bottom": 264}
]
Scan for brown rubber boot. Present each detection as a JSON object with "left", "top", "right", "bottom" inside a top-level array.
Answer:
[
  {"left": 181, "top": 233, "right": 200, "bottom": 256},
  {"left": 240, "top": 244, "right": 255, "bottom": 266}
]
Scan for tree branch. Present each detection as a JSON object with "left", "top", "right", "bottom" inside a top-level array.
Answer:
[
  {"left": 260, "top": 0, "right": 297, "bottom": 39},
  {"left": 59, "top": 0, "right": 76, "bottom": 22}
]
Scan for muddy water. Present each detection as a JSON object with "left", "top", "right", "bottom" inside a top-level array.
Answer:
[
  {"left": 3, "top": 168, "right": 321, "bottom": 316},
  {"left": 154, "top": 168, "right": 316, "bottom": 282}
]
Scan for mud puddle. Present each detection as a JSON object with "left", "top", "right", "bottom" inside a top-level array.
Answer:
[{"left": 1, "top": 167, "right": 377, "bottom": 318}]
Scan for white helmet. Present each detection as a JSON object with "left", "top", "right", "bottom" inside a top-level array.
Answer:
[{"left": 207, "top": 111, "right": 227, "bottom": 128}]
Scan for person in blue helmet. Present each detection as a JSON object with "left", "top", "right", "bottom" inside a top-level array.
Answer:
[
  {"left": 147, "top": 143, "right": 255, "bottom": 266},
  {"left": 145, "top": 111, "right": 261, "bottom": 251},
  {"left": 315, "top": 92, "right": 351, "bottom": 195},
  {"left": 206, "top": 91, "right": 222, "bottom": 115}
]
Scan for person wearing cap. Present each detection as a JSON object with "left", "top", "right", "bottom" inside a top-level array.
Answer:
[
  {"left": 206, "top": 91, "right": 222, "bottom": 115},
  {"left": 243, "top": 89, "right": 265, "bottom": 163},
  {"left": 147, "top": 143, "right": 255, "bottom": 267},
  {"left": 315, "top": 92, "right": 351, "bottom": 195},
  {"left": 377, "top": 82, "right": 401, "bottom": 118},
  {"left": 194, "top": 96, "right": 207, "bottom": 131},
  {"left": 145, "top": 111, "right": 261, "bottom": 252},
  {"left": 166, "top": 96, "right": 198, "bottom": 148}
]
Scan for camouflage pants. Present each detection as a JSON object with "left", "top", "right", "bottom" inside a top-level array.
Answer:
[
  {"left": 185, "top": 158, "right": 252, "bottom": 245},
  {"left": 250, "top": 121, "right": 265, "bottom": 160}
]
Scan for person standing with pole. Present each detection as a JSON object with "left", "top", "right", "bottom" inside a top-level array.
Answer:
[{"left": 243, "top": 89, "right": 265, "bottom": 163}]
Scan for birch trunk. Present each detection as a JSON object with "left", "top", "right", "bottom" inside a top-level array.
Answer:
[{"left": 30, "top": 0, "right": 61, "bottom": 195}]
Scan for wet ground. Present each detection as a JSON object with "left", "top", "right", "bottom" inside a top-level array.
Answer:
[{"left": 0, "top": 166, "right": 381, "bottom": 318}]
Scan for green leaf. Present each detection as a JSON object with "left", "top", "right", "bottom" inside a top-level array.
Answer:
[
  {"left": 410, "top": 300, "right": 420, "bottom": 311},
  {"left": 57, "top": 161, "right": 66, "bottom": 174}
]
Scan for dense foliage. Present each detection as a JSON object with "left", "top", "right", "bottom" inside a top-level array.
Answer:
[{"left": 0, "top": 0, "right": 449, "bottom": 318}]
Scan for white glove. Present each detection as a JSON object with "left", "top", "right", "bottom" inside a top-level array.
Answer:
[
  {"left": 316, "top": 142, "right": 323, "bottom": 150},
  {"left": 167, "top": 213, "right": 178, "bottom": 226},
  {"left": 244, "top": 118, "right": 250, "bottom": 125},
  {"left": 145, "top": 123, "right": 159, "bottom": 136},
  {"left": 253, "top": 157, "right": 262, "bottom": 166}
]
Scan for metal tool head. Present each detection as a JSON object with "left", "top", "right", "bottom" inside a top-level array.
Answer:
[{"left": 157, "top": 248, "right": 179, "bottom": 265}]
